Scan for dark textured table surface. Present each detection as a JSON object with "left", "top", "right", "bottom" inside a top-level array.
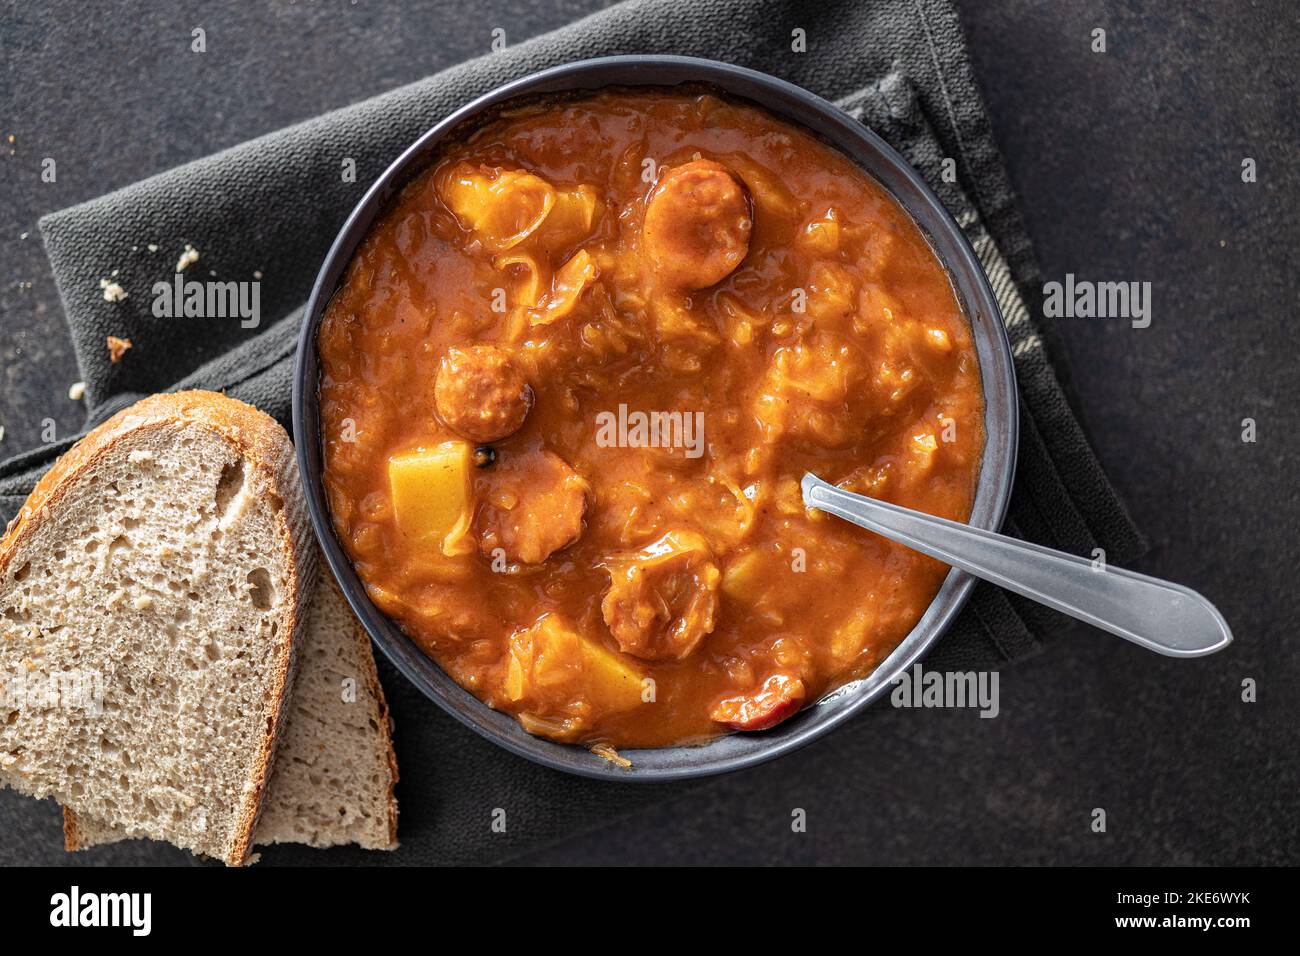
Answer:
[{"left": 1, "top": 1, "right": 1296, "bottom": 866}]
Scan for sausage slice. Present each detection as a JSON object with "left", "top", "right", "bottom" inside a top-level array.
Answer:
[
  {"left": 477, "top": 450, "right": 589, "bottom": 565},
  {"left": 642, "top": 159, "right": 752, "bottom": 290},
  {"left": 434, "top": 344, "right": 532, "bottom": 443},
  {"left": 601, "top": 529, "right": 720, "bottom": 661}
]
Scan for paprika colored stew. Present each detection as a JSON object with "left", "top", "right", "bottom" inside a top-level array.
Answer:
[{"left": 318, "top": 88, "right": 984, "bottom": 751}]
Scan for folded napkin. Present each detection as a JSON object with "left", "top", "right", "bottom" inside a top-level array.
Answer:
[{"left": 2, "top": 0, "right": 1145, "bottom": 864}]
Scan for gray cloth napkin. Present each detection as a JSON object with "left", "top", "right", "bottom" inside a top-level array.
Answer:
[{"left": 2, "top": 0, "right": 1145, "bottom": 864}]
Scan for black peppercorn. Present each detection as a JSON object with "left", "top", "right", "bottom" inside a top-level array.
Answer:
[{"left": 473, "top": 445, "right": 497, "bottom": 468}]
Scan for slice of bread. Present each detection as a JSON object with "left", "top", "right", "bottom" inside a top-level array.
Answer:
[
  {"left": 64, "top": 574, "right": 399, "bottom": 853},
  {"left": 0, "top": 391, "right": 315, "bottom": 866}
]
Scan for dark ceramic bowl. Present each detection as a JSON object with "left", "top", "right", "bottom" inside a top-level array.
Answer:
[{"left": 292, "top": 55, "right": 1018, "bottom": 781}]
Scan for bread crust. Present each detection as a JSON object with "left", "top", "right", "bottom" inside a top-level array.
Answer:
[
  {"left": 373, "top": 655, "right": 401, "bottom": 848},
  {"left": 61, "top": 805, "right": 84, "bottom": 852},
  {"left": 1, "top": 390, "right": 316, "bottom": 866}
]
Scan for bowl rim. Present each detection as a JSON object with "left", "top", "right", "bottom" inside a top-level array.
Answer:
[{"left": 292, "top": 54, "right": 1019, "bottom": 782}]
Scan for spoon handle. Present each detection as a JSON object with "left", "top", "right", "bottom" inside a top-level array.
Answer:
[{"left": 801, "top": 474, "right": 1232, "bottom": 658}]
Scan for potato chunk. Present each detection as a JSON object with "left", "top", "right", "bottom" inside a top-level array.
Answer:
[
  {"left": 477, "top": 450, "right": 589, "bottom": 565},
  {"left": 534, "top": 185, "right": 601, "bottom": 252},
  {"left": 505, "top": 614, "right": 645, "bottom": 740},
  {"left": 600, "top": 529, "right": 720, "bottom": 661},
  {"left": 720, "top": 549, "right": 769, "bottom": 603},
  {"left": 642, "top": 159, "right": 752, "bottom": 290},
  {"left": 434, "top": 344, "right": 533, "bottom": 443},
  {"left": 388, "top": 442, "right": 472, "bottom": 551}
]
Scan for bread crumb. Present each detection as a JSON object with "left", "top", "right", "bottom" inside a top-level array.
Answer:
[
  {"left": 147, "top": 243, "right": 159, "bottom": 253},
  {"left": 106, "top": 335, "right": 132, "bottom": 363},
  {"left": 176, "top": 243, "right": 200, "bottom": 272},
  {"left": 19, "top": 232, "right": 27, "bottom": 240},
  {"left": 0, "top": 425, "right": 5, "bottom": 444},
  {"left": 68, "top": 381, "right": 86, "bottom": 401},
  {"left": 253, "top": 269, "right": 263, "bottom": 280},
  {"left": 99, "top": 278, "right": 128, "bottom": 302}
]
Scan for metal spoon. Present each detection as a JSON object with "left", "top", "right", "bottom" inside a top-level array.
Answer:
[{"left": 801, "top": 473, "right": 1232, "bottom": 658}]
